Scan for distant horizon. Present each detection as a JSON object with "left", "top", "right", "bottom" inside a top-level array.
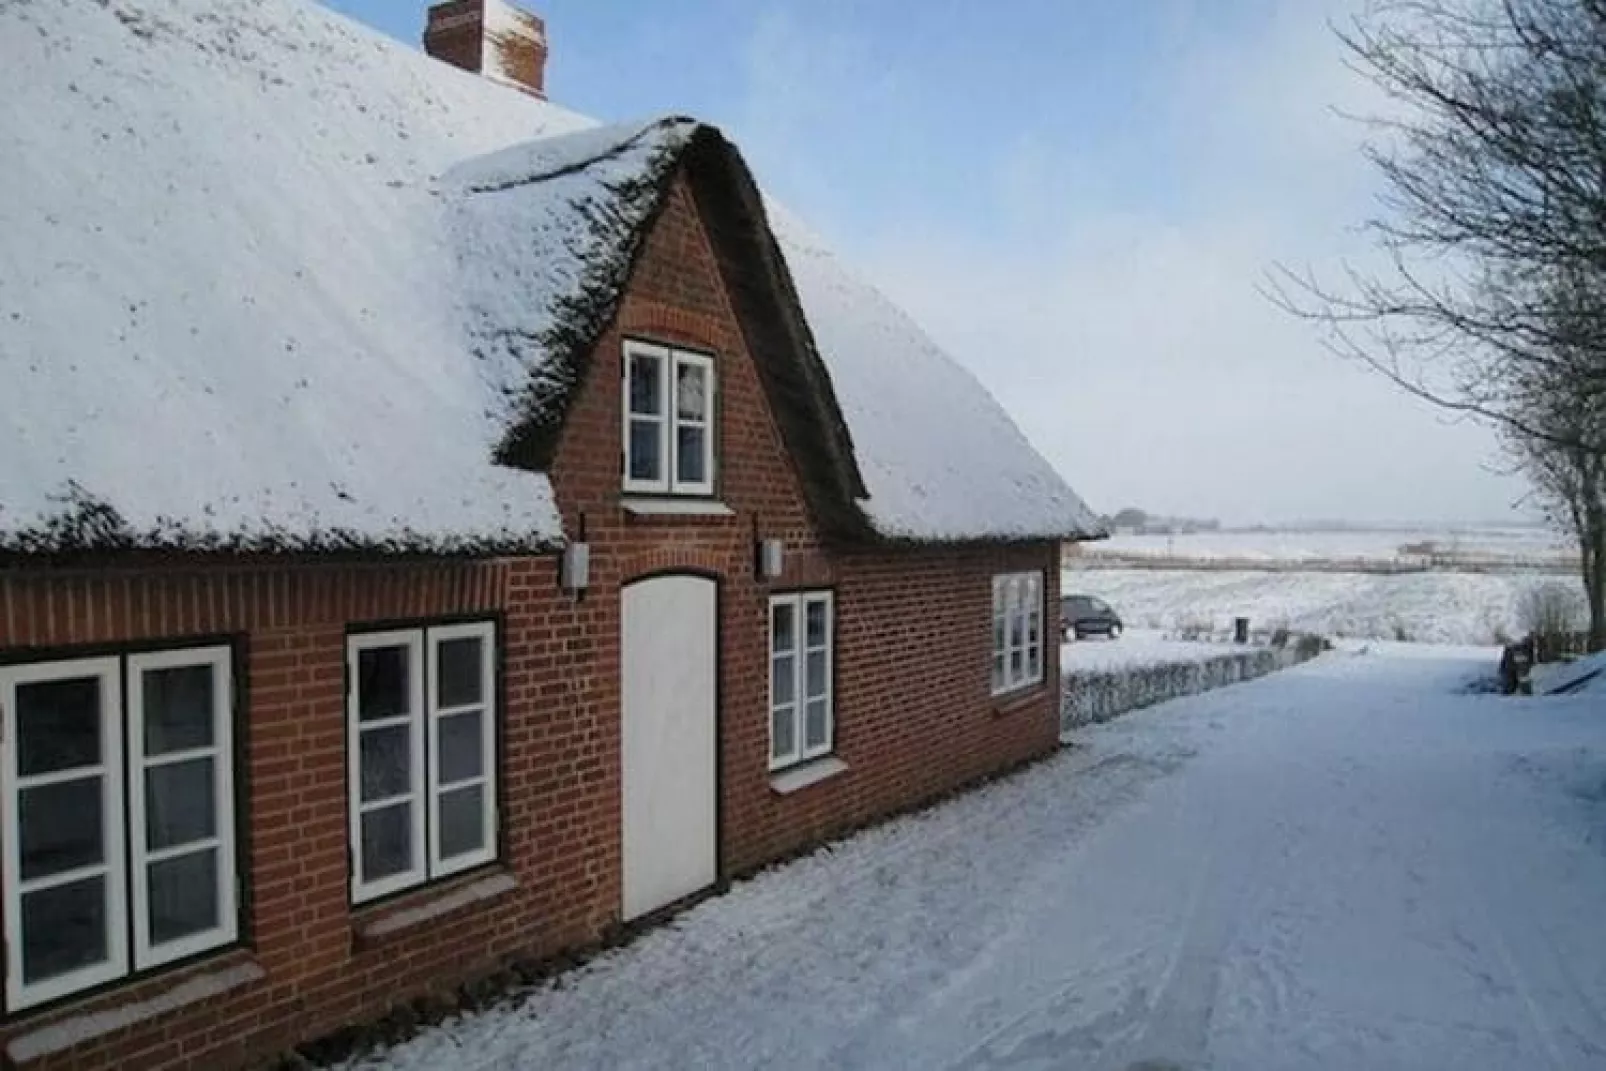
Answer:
[{"left": 1092, "top": 512, "right": 1551, "bottom": 532}]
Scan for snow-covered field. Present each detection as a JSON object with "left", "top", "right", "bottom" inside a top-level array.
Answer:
[
  {"left": 344, "top": 646, "right": 1606, "bottom": 1070},
  {"left": 1089, "top": 524, "right": 1570, "bottom": 564},
  {"left": 1066, "top": 567, "right": 1582, "bottom": 645},
  {"left": 1060, "top": 630, "right": 1234, "bottom": 672}
]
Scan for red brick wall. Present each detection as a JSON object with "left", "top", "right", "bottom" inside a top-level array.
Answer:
[
  {"left": 0, "top": 558, "right": 626, "bottom": 1070},
  {"left": 0, "top": 168, "right": 1063, "bottom": 1069},
  {"left": 547, "top": 173, "right": 1063, "bottom": 874}
]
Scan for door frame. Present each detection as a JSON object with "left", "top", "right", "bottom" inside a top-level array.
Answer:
[{"left": 619, "top": 568, "right": 726, "bottom": 907}]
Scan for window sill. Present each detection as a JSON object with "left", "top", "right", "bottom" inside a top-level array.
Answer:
[
  {"left": 621, "top": 496, "right": 735, "bottom": 517},
  {"left": 6, "top": 956, "right": 264, "bottom": 1064},
  {"left": 769, "top": 755, "right": 849, "bottom": 795},
  {"left": 353, "top": 869, "right": 519, "bottom": 949},
  {"left": 993, "top": 684, "right": 1048, "bottom": 717}
]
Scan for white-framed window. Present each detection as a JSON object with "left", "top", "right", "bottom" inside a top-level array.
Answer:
[
  {"left": 0, "top": 646, "right": 237, "bottom": 1013},
  {"left": 991, "top": 572, "right": 1044, "bottom": 695},
  {"left": 348, "top": 621, "right": 498, "bottom": 905},
  {"left": 769, "top": 592, "right": 834, "bottom": 770},
  {"left": 623, "top": 340, "right": 716, "bottom": 496}
]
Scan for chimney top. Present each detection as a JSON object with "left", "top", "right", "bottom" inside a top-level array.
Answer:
[{"left": 424, "top": 0, "right": 548, "bottom": 100}]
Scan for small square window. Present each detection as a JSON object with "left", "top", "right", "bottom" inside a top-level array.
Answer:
[
  {"left": 991, "top": 572, "right": 1045, "bottom": 695},
  {"left": 623, "top": 341, "right": 715, "bottom": 496},
  {"left": 348, "top": 621, "right": 499, "bottom": 905},
  {"left": 1, "top": 646, "right": 239, "bottom": 1011},
  {"left": 769, "top": 593, "right": 834, "bottom": 770}
]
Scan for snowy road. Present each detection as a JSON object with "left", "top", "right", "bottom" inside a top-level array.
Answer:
[{"left": 359, "top": 646, "right": 1606, "bottom": 1071}]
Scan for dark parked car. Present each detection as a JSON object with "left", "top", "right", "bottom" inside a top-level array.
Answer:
[{"left": 1062, "top": 594, "right": 1122, "bottom": 640}]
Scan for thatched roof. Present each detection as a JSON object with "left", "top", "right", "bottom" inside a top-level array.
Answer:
[{"left": 0, "top": 0, "right": 1100, "bottom": 558}]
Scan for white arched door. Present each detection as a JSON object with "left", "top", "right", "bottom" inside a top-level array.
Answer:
[{"left": 620, "top": 574, "right": 718, "bottom": 921}]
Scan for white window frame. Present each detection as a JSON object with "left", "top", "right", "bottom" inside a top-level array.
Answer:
[
  {"left": 768, "top": 592, "right": 835, "bottom": 771},
  {"left": 426, "top": 621, "right": 499, "bottom": 879},
  {"left": 348, "top": 622, "right": 499, "bottom": 905},
  {"left": 1, "top": 657, "right": 126, "bottom": 1012},
  {"left": 1, "top": 648, "right": 239, "bottom": 1013},
  {"left": 127, "top": 647, "right": 238, "bottom": 970},
  {"left": 991, "top": 572, "right": 1045, "bottom": 696},
  {"left": 622, "top": 340, "right": 717, "bottom": 497}
]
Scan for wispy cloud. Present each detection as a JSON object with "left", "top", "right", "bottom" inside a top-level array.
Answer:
[{"left": 733, "top": 0, "right": 1526, "bottom": 523}]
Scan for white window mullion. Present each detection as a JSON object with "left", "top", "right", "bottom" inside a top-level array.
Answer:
[
  {"left": 2, "top": 657, "right": 127, "bottom": 1012},
  {"left": 792, "top": 615, "right": 807, "bottom": 762},
  {"left": 771, "top": 593, "right": 836, "bottom": 770},
  {"left": 427, "top": 622, "right": 497, "bottom": 880},
  {"left": 656, "top": 353, "right": 672, "bottom": 492},
  {"left": 348, "top": 631, "right": 427, "bottom": 904},
  {"left": 128, "top": 646, "right": 238, "bottom": 971},
  {"left": 991, "top": 572, "right": 1046, "bottom": 695},
  {"left": 768, "top": 595, "right": 801, "bottom": 770},
  {"left": 623, "top": 341, "right": 672, "bottom": 495}
]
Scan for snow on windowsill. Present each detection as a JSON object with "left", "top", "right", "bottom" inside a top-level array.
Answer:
[
  {"left": 6, "top": 959, "right": 265, "bottom": 1064},
  {"left": 621, "top": 497, "right": 735, "bottom": 518},
  {"left": 770, "top": 756, "right": 849, "bottom": 796},
  {"left": 355, "top": 871, "right": 520, "bottom": 946}
]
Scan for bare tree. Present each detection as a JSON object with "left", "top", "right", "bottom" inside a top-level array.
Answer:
[
  {"left": 1269, "top": 0, "right": 1606, "bottom": 448},
  {"left": 1508, "top": 403, "right": 1606, "bottom": 648},
  {"left": 1270, "top": 0, "right": 1606, "bottom": 651}
]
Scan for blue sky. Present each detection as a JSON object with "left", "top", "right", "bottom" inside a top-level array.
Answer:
[{"left": 319, "top": 0, "right": 1528, "bottom": 524}]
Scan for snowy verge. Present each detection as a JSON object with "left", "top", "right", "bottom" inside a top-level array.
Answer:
[
  {"left": 1061, "top": 643, "right": 1314, "bottom": 735},
  {"left": 1534, "top": 651, "right": 1606, "bottom": 696}
]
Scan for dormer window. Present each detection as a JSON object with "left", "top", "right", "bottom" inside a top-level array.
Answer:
[{"left": 623, "top": 340, "right": 716, "bottom": 496}]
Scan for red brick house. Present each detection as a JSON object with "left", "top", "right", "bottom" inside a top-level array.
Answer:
[{"left": 0, "top": 1, "right": 1101, "bottom": 1067}]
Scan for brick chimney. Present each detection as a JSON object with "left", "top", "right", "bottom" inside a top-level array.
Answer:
[{"left": 424, "top": 0, "right": 548, "bottom": 100}]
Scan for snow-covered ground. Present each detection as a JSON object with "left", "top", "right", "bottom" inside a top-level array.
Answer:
[
  {"left": 1090, "top": 525, "right": 1570, "bottom": 564},
  {"left": 347, "top": 647, "right": 1606, "bottom": 1071},
  {"left": 1060, "top": 630, "right": 1239, "bottom": 673},
  {"left": 1067, "top": 567, "right": 1579, "bottom": 645},
  {"left": 1535, "top": 651, "right": 1606, "bottom": 696}
]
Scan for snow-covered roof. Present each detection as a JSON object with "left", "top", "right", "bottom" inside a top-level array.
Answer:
[
  {"left": 0, "top": 0, "right": 1100, "bottom": 555},
  {"left": 769, "top": 209, "right": 1102, "bottom": 541}
]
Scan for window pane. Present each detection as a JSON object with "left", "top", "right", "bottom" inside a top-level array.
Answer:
[
  {"left": 437, "top": 636, "right": 484, "bottom": 708},
  {"left": 1027, "top": 643, "right": 1042, "bottom": 682},
  {"left": 1010, "top": 609, "right": 1025, "bottom": 649},
  {"left": 993, "top": 615, "right": 1006, "bottom": 657},
  {"left": 805, "top": 699, "right": 829, "bottom": 749},
  {"left": 147, "top": 848, "right": 219, "bottom": 946},
  {"left": 361, "top": 802, "right": 413, "bottom": 882},
  {"left": 771, "top": 655, "right": 795, "bottom": 706},
  {"left": 992, "top": 654, "right": 1006, "bottom": 692},
  {"left": 20, "top": 777, "right": 103, "bottom": 881},
  {"left": 676, "top": 360, "right": 707, "bottom": 420},
  {"left": 21, "top": 877, "right": 107, "bottom": 984},
  {"left": 142, "top": 664, "right": 214, "bottom": 756},
  {"left": 439, "top": 784, "right": 485, "bottom": 861},
  {"left": 771, "top": 602, "right": 795, "bottom": 653},
  {"left": 629, "top": 419, "right": 662, "bottom": 482},
  {"left": 357, "top": 646, "right": 410, "bottom": 722},
  {"left": 806, "top": 601, "right": 828, "bottom": 647},
  {"left": 1010, "top": 647, "right": 1024, "bottom": 679},
  {"left": 629, "top": 352, "right": 663, "bottom": 415},
  {"left": 806, "top": 651, "right": 827, "bottom": 700},
  {"left": 676, "top": 426, "right": 707, "bottom": 485},
  {"left": 146, "top": 757, "right": 216, "bottom": 850},
  {"left": 360, "top": 724, "right": 412, "bottom": 803},
  {"left": 438, "top": 710, "right": 484, "bottom": 785},
  {"left": 771, "top": 705, "right": 796, "bottom": 761},
  {"left": 17, "top": 677, "right": 101, "bottom": 776}
]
